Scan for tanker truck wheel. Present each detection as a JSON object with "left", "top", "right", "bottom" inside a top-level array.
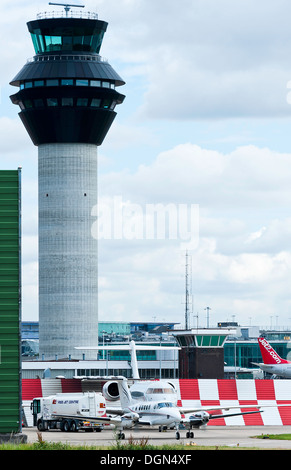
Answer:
[
  {"left": 70, "top": 420, "right": 78, "bottom": 432},
  {"left": 37, "top": 419, "right": 47, "bottom": 431},
  {"left": 61, "top": 420, "right": 70, "bottom": 432}
]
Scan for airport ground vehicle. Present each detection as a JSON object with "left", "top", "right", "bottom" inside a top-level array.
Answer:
[{"left": 31, "top": 392, "right": 106, "bottom": 432}]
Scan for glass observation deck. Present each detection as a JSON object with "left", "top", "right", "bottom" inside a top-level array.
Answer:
[
  {"left": 28, "top": 16, "right": 108, "bottom": 55},
  {"left": 10, "top": 10, "right": 125, "bottom": 146},
  {"left": 173, "top": 328, "right": 236, "bottom": 348}
]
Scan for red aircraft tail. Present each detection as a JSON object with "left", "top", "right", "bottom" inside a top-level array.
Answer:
[{"left": 258, "top": 337, "right": 289, "bottom": 365}]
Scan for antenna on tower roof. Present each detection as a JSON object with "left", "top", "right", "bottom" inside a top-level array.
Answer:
[
  {"left": 184, "top": 250, "right": 193, "bottom": 330},
  {"left": 48, "top": 2, "right": 85, "bottom": 17}
]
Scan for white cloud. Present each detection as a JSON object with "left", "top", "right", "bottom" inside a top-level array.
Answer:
[
  {"left": 96, "top": 142, "right": 291, "bottom": 325},
  {"left": 100, "top": 143, "right": 291, "bottom": 211},
  {"left": 0, "top": 117, "right": 32, "bottom": 157},
  {"left": 90, "top": 0, "right": 291, "bottom": 120},
  {"left": 4, "top": 0, "right": 291, "bottom": 327}
]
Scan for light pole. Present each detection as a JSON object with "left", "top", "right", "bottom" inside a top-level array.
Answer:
[{"left": 205, "top": 307, "right": 211, "bottom": 328}]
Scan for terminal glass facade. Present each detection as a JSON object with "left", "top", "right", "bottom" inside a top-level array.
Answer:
[{"left": 224, "top": 341, "right": 291, "bottom": 368}]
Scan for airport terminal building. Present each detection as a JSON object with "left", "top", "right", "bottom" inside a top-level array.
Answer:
[{"left": 21, "top": 320, "right": 291, "bottom": 380}]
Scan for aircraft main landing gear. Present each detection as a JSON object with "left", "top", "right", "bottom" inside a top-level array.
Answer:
[
  {"left": 118, "top": 432, "right": 125, "bottom": 440},
  {"left": 159, "top": 425, "right": 168, "bottom": 432}
]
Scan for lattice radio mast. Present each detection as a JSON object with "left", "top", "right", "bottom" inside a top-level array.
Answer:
[{"left": 184, "top": 250, "right": 193, "bottom": 330}]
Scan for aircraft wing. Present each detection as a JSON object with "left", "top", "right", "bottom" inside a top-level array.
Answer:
[
  {"left": 179, "top": 404, "right": 263, "bottom": 415},
  {"left": 180, "top": 403, "right": 291, "bottom": 415},
  {"left": 208, "top": 410, "right": 263, "bottom": 420},
  {"left": 105, "top": 408, "right": 154, "bottom": 426},
  {"left": 251, "top": 362, "right": 274, "bottom": 369},
  {"left": 106, "top": 407, "right": 124, "bottom": 416},
  {"left": 181, "top": 409, "right": 263, "bottom": 424},
  {"left": 54, "top": 414, "right": 123, "bottom": 425},
  {"left": 136, "top": 419, "right": 153, "bottom": 426}
]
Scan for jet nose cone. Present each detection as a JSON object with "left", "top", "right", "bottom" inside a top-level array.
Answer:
[{"left": 170, "top": 408, "right": 182, "bottom": 422}]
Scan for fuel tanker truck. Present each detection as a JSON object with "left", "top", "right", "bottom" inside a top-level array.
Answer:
[{"left": 31, "top": 392, "right": 106, "bottom": 432}]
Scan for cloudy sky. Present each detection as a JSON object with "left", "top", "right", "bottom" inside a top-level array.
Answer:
[{"left": 2, "top": 0, "right": 291, "bottom": 328}]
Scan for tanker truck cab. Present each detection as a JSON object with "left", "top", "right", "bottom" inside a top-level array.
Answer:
[
  {"left": 31, "top": 397, "right": 42, "bottom": 427},
  {"left": 31, "top": 392, "right": 106, "bottom": 432}
]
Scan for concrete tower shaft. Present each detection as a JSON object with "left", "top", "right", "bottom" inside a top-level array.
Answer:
[
  {"left": 10, "top": 11, "right": 125, "bottom": 359},
  {"left": 38, "top": 143, "right": 98, "bottom": 357}
]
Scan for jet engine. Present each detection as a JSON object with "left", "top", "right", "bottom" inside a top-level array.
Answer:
[
  {"left": 102, "top": 381, "right": 119, "bottom": 401},
  {"left": 122, "top": 411, "right": 139, "bottom": 422}
]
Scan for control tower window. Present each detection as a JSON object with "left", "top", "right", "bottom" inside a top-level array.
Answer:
[
  {"left": 34, "top": 80, "right": 45, "bottom": 87},
  {"left": 90, "top": 80, "right": 101, "bottom": 87},
  {"left": 62, "top": 97, "right": 73, "bottom": 107},
  {"left": 31, "top": 31, "right": 45, "bottom": 54},
  {"left": 47, "top": 79, "right": 59, "bottom": 87},
  {"left": 44, "top": 35, "right": 62, "bottom": 52},
  {"left": 76, "top": 79, "right": 88, "bottom": 87},
  {"left": 23, "top": 100, "right": 33, "bottom": 108},
  {"left": 91, "top": 98, "right": 101, "bottom": 107},
  {"left": 47, "top": 98, "right": 58, "bottom": 107},
  {"left": 77, "top": 98, "right": 89, "bottom": 107},
  {"left": 62, "top": 36, "right": 73, "bottom": 50},
  {"left": 34, "top": 99, "right": 45, "bottom": 108},
  {"left": 19, "top": 79, "right": 117, "bottom": 90},
  {"left": 61, "top": 79, "right": 74, "bottom": 86},
  {"left": 30, "top": 31, "right": 105, "bottom": 54}
]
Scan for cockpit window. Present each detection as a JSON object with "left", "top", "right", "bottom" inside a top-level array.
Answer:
[
  {"left": 157, "top": 402, "right": 174, "bottom": 408},
  {"left": 146, "top": 387, "right": 175, "bottom": 394},
  {"left": 131, "top": 391, "right": 145, "bottom": 398}
]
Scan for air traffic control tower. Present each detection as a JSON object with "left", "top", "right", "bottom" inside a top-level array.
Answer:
[{"left": 10, "top": 4, "right": 125, "bottom": 359}]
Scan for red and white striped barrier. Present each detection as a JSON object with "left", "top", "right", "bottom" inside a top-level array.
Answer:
[
  {"left": 177, "top": 379, "right": 291, "bottom": 425},
  {"left": 22, "top": 378, "right": 291, "bottom": 426}
]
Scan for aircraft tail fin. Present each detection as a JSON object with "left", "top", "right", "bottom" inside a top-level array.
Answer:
[
  {"left": 129, "top": 340, "right": 140, "bottom": 381},
  {"left": 258, "top": 337, "right": 288, "bottom": 364},
  {"left": 117, "top": 378, "right": 133, "bottom": 409}
]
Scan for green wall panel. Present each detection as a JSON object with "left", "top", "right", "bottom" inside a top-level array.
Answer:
[{"left": 0, "top": 169, "right": 21, "bottom": 434}]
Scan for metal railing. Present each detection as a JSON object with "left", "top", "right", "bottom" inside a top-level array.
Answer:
[
  {"left": 37, "top": 10, "right": 98, "bottom": 20},
  {"left": 27, "top": 53, "right": 108, "bottom": 64}
]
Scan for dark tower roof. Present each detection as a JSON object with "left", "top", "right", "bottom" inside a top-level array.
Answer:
[{"left": 10, "top": 13, "right": 125, "bottom": 146}]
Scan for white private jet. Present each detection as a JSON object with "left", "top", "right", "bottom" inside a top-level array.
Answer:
[
  {"left": 76, "top": 340, "right": 180, "bottom": 404},
  {"left": 253, "top": 337, "right": 291, "bottom": 378},
  {"left": 61, "top": 374, "right": 264, "bottom": 440}
]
